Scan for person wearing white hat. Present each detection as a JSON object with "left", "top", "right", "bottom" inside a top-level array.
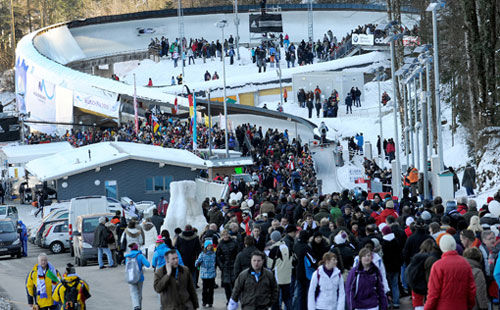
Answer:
[{"left": 425, "top": 234, "right": 476, "bottom": 310}]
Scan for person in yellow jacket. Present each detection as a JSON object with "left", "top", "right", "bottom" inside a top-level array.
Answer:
[
  {"left": 27, "top": 253, "right": 61, "bottom": 310},
  {"left": 53, "top": 263, "right": 91, "bottom": 310}
]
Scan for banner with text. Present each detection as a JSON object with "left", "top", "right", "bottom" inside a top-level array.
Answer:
[
  {"left": 25, "top": 73, "right": 57, "bottom": 133},
  {"left": 249, "top": 14, "right": 283, "bottom": 33},
  {"left": 74, "top": 90, "right": 120, "bottom": 118},
  {"left": 351, "top": 34, "right": 374, "bottom": 46}
]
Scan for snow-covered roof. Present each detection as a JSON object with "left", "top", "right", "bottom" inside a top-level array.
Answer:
[
  {"left": 0, "top": 142, "right": 74, "bottom": 164},
  {"left": 25, "top": 142, "right": 253, "bottom": 181}
]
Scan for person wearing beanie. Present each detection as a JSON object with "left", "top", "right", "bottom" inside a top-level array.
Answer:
[
  {"left": 195, "top": 240, "right": 216, "bottom": 307},
  {"left": 402, "top": 219, "right": 432, "bottom": 267},
  {"left": 376, "top": 199, "right": 399, "bottom": 226},
  {"left": 268, "top": 229, "right": 293, "bottom": 309},
  {"left": 93, "top": 216, "right": 115, "bottom": 269},
  {"left": 152, "top": 235, "right": 184, "bottom": 270},
  {"left": 425, "top": 234, "right": 476, "bottom": 310}
]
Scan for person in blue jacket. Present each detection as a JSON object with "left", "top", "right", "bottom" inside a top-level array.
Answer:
[
  {"left": 125, "top": 243, "right": 150, "bottom": 310},
  {"left": 152, "top": 235, "right": 184, "bottom": 270},
  {"left": 18, "top": 220, "right": 28, "bottom": 256}
]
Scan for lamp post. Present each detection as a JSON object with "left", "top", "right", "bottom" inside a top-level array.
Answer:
[
  {"left": 426, "top": 1, "right": 445, "bottom": 171},
  {"left": 234, "top": 0, "right": 240, "bottom": 60},
  {"left": 216, "top": 20, "right": 230, "bottom": 158},
  {"left": 371, "top": 66, "right": 385, "bottom": 166},
  {"left": 177, "top": 0, "right": 185, "bottom": 80},
  {"left": 207, "top": 89, "right": 213, "bottom": 157},
  {"left": 419, "top": 67, "right": 430, "bottom": 199},
  {"left": 412, "top": 77, "right": 420, "bottom": 171}
]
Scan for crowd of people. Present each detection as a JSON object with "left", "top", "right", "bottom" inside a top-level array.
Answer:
[
  {"left": 23, "top": 107, "right": 497, "bottom": 310},
  {"left": 296, "top": 86, "right": 362, "bottom": 119}
]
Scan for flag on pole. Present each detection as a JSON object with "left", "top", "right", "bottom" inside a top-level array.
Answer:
[
  {"left": 172, "top": 97, "right": 178, "bottom": 115},
  {"left": 188, "top": 94, "right": 193, "bottom": 133},
  {"left": 133, "top": 74, "right": 139, "bottom": 135},
  {"left": 193, "top": 91, "right": 198, "bottom": 150},
  {"left": 152, "top": 115, "right": 160, "bottom": 133}
]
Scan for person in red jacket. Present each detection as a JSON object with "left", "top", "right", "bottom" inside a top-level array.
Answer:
[
  {"left": 425, "top": 234, "right": 476, "bottom": 310},
  {"left": 376, "top": 200, "right": 398, "bottom": 226}
]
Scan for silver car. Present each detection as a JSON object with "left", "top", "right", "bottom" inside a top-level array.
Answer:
[
  {"left": 0, "top": 205, "right": 19, "bottom": 223},
  {"left": 41, "top": 220, "right": 69, "bottom": 254}
]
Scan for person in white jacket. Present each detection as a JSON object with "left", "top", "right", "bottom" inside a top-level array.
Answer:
[{"left": 307, "top": 252, "right": 345, "bottom": 310}]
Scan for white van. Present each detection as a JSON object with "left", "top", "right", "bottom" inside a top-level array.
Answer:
[{"left": 68, "top": 196, "right": 121, "bottom": 256}]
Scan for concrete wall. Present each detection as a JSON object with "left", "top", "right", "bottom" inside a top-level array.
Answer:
[{"left": 55, "top": 159, "right": 199, "bottom": 202}]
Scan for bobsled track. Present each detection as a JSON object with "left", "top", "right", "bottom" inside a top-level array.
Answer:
[{"left": 15, "top": 3, "right": 418, "bottom": 134}]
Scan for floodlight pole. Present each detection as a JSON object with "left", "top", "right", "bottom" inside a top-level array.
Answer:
[
  {"left": 377, "top": 74, "right": 384, "bottom": 165},
  {"left": 307, "top": 0, "right": 313, "bottom": 43},
  {"left": 407, "top": 81, "right": 415, "bottom": 168},
  {"left": 420, "top": 68, "right": 430, "bottom": 199},
  {"left": 401, "top": 78, "right": 410, "bottom": 168},
  {"left": 207, "top": 89, "right": 213, "bottom": 157},
  {"left": 389, "top": 30, "right": 402, "bottom": 198},
  {"left": 218, "top": 21, "right": 230, "bottom": 158},
  {"left": 234, "top": 0, "right": 240, "bottom": 60},
  {"left": 428, "top": 3, "right": 444, "bottom": 171},
  {"left": 413, "top": 78, "right": 420, "bottom": 171},
  {"left": 425, "top": 58, "right": 434, "bottom": 156},
  {"left": 178, "top": 0, "right": 185, "bottom": 80}
]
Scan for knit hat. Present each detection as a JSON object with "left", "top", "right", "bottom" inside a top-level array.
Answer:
[
  {"left": 438, "top": 233, "right": 456, "bottom": 253},
  {"left": 99, "top": 217, "right": 106, "bottom": 224},
  {"left": 381, "top": 225, "right": 392, "bottom": 236},
  {"left": 156, "top": 235, "right": 164, "bottom": 243},
  {"left": 240, "top": 201, "right": 249, "bottom": 210},
  {"left": 270, "top": 230, "right": 282, "bottom": 242},
  {"left": 378, "top": 223, "right": 387, "bottom": 232},
  {"left": 386, "top": 200, "right": 394, "bottom": 209},
  {"left": 66, "top": 263, "right": 76, "bottom": 275},
  {"left": 421, "top": 211, "right": 432, "bottom": 221},
  {"left": 285, "top": 225, "right": 297, "bottom": 234},
  {"left": 405, "top": 217, "right": 415, "bottom": 227},
  {"left": 203, "top": 239, "right": 213, "bottom": 249},
  {"left": 334, "top": 232, "right": 347, "bottom": 244},
  {"left": 129, "top": 243, "right": 139, "bottom": 251}
]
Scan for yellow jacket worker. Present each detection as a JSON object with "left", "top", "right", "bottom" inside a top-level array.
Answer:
[
  {"left": 53, "top": 263, "right": 91, "bottom": 310},
  {"left": 27, "top": 253, "right": 61, "bottom": 309}
]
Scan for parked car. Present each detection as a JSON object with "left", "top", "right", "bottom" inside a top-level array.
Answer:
[
  {"left": 0, "top": 219, "right": 22, "bottom": 258},
  {"left": 120, "top": 197, "right": 156, "bottom": 219},
  {"left": 68, "top": 196, "right": 121, "bottom": 257},
  {"left": 73, "top": 213, "right": 113, "bottom": 266},
  {"left": 33, "top": 211, "right": 69, "bottom": 246},
  {"left": 0, "top": 205, "right": 19, "bottom": 222},
  {"left": 41, "top": 220, "right": 69, "bottom": 254}
]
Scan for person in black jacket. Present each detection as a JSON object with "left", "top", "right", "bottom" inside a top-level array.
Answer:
[
  {"left": 381, "top": 225, "right": 403, "bottom": 308},
  {"left": 150, "top": 209, "right": 164, "bottom": 235},
  {"left": 306, "top": 93, "right": 314, "bottom": 118},
  {"left": 233, "top": 236, "right": 258, "bottom": 277},
  {"left": 292, "top": 230, "right": 312, "bottom": 310},
  {"left": 402, "top": 219, "right": 431, "bottom": 266},
  {"left": 93, "top": 217, "right": 115, "bottom": 269},
  {"left": 175, "top": 225, "right": 202, "bottom": 287},
  {"left": 217, "top": 230, "right": 239, "bottom": 302}
]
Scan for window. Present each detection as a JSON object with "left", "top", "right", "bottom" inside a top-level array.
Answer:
[
  {"left": 154, "top": 176, "right": 164, "bottom": 191},
  {"left": 145, "top": 176, "right": 173, "bottom": 192}
]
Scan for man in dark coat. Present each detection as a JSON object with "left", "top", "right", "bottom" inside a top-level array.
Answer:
[
  {"left": 402, "top": 219, "right": 431, "bottom": 266},
  {"left": 462, "top": 164, "right": 476, "bottom": 196},
  {"left": 292, "top": 230, "right": 312, "bottom": 310},
  {"left": 345, "top": 93, "right": 353, "bottom": 114},
  {"left": 150, "top": 209, "right": 164, "bottom": 235},
  {"left": 175, "top": 225, "right": 202, "bottom": 287},
  {"left": 306, "top": 96, "right": 314, "bottom": 118},
  {"left": 93, "top": 217, "right": 115, "bottom": 269},
  {"left": 154, "top": 250, "right": 199, "bottom": 309},
  {"left": 355, "top": 87, "right": 362, "bottom": 107}
]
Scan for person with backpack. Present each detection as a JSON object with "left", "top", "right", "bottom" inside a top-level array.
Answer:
[
  {"left": 267, "top": 230, "right": 293, "bottom": 310},
  {"left": 124, "top": 243, "right": 150, "bottom": 310},
  {"left": 93, "top": 217, "right": 115, "bottom": 269},
  {"left": 53, "top": 263, "right": 91, "bottom": 310},
  {"left": 307, "top": 252, "right": 345, "bottom": 310},
  {"left": 195, "top": 240, "right": 217, "bottom": 308},
  {"left": 346, "top": 247, "right": 388, "bottom": 310}
]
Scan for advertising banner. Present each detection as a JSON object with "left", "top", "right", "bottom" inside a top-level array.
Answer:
[
  {"left": 373, "top": 31, "right": 388, "bottom": 45},
  {"left": 15, "top": 57, "right": 29, "bottom": 114},
  {"left": 351, "top": 34, "right": 374, "bottom": 46},
  {"left": 74, "top": 90, "right": 119, "bottom": 118},
  {"left": 249, "top": 14, "right": 283, "bottom": 33},
  {"left": 25, "top": 73, "right": 57, "bottom": 133}
]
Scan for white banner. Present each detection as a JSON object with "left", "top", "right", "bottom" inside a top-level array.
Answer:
[
  {"left": 403, "top": 36, "right": 420, "bottom": 47},
  {"left": 25, "top": 73, "right": 57, "bottom": 133},
  {"left": 74, "top": 90, "right": 119, "bottom": 118},
  {"left": 351, "top": 34, "right": 374, "bottom": 46},
  {"left": 349, "top": 167, "right": 365, "bottom": 182}
]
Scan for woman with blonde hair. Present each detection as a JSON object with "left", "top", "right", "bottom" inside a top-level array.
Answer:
[
  {"left": 307, "top": 252, "right": 345, "bottom": 310},
  {"left": 468, "top": 215, "right": 483, "bottom": 237}
]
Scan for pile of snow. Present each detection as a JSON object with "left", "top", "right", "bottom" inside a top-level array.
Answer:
[{"left": 161, "top": 181, "right": 207, "bottom": 236}]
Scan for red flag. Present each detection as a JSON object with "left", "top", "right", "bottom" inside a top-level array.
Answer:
[{"left": 172, "top": 97, "right": 178, "bottom": 115}]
